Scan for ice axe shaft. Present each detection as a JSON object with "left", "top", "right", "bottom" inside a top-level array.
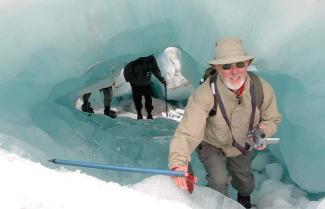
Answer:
[
  {"left": 49, "top": 159, "right": 185, "bottom": 177},
  {"left": 164, "top": 84, "right": 168, "bottom": 114}
]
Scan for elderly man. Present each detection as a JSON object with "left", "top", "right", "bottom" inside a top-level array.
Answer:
[{"left": 168, "top": 37, "right": 281, "bottom": 208}]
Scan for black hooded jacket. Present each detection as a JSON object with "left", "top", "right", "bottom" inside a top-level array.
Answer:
[{"left": 123, "top": 55, "right": 165, "bottom": 86}]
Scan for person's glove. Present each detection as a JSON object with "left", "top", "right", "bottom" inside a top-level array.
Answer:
[{"left": 171, "top": 166, "right": 197, "bottom": 193}]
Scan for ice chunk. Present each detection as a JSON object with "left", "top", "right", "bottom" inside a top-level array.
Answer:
[
  {"left": 132, "top": 175, "right": 245, "bottom": 209},
  {"left": 265, "top": 163, "right": 283, "bottom": 180},
  {"left": 252, "top": 152, "right": 274, "bottom": 171}
]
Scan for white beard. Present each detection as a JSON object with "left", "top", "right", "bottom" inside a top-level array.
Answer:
[{"left": 224, "top": 76, "right": 246, "bottom": 90}]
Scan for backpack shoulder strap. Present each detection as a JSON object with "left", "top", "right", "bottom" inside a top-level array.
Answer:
[
  {"left": 248, "top": 71, "right": 264, "bottom": 109},
  {"left": 208, "top": 73, "right": 218, "bottom": 117},
  {"left": 204, "top": 67, "right": 217, "bottom": 81},
  {"left": 209, "top": 72, "right": 218, "bottom": 84}
]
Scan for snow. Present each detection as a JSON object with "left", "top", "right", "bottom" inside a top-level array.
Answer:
[{"left": 1, "top": 145, "right": 325, "bottom": 209}]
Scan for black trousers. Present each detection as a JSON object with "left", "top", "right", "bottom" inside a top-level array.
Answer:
[
  {"left": 83, "top": 93, "right": 91, "bottom": 103},
  {"left": 131, "top": 84, "right": 153, "bottom": 114}
]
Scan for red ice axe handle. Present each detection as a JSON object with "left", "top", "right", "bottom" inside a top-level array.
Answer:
[{"left": 186, "top": 173, "right": 195, "bottom": 193}]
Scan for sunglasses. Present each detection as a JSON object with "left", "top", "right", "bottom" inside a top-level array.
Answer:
[{"left": 221, "top": 61, "right": 246, "bottom": 70}]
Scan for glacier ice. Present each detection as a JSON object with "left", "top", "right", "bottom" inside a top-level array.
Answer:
[{"left": 0, "top": 0, "right": 325, "bottom": 208}]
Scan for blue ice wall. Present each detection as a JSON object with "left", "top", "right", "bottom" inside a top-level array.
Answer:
[{"left": 0, "top": 0, "right": 325, "bottom": 192}]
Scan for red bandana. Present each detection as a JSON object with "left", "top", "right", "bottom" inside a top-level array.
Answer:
[{"left": 236, "top": 84, "right": 245, "bottom": 97}]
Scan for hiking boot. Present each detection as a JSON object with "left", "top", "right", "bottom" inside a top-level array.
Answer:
[
  {"left": 137, "top": 112, "right": 143, "bottom": 120},
  {"left": 237, "top": 193, "right": 252, "bottom": 209},
  {"left": 104, "top": 107, "right": 117, "bottom": 118},
  {"left": 147, "top": 113, "right": 153, "bottom": 119},
  {"left": 81, "top": 102, "right": 94, "bottom": 113}
]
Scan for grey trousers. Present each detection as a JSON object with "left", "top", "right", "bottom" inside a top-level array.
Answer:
[
  {"left": 83, "top": 86, "right": 112, "bottom": 108},
  {"left": 196, "top": 142, "right": 255, "bottom": 196},
  {"left": 100, "top": 86, "right": 112, "bottom": 108}
]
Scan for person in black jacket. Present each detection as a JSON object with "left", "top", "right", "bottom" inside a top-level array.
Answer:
[{"left": 123, "top": 55, "right": 166, "bottom": 120}]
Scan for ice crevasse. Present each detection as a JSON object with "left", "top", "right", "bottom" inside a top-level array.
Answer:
[{"left": 0, "top": 0, "right": 325, "bottom": 194}]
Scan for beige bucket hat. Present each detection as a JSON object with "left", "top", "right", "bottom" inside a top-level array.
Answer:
[{"left": 208, "top": 37, "right": 254, "bottom": 65}]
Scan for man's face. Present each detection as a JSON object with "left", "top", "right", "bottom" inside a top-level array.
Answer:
[{"left": 214, "top": 60, "right": 250, "bottom": 90}]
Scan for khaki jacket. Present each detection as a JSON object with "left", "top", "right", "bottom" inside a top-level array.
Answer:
[{"left": 169, "top": 75, "right": 281, "bottom": 168}]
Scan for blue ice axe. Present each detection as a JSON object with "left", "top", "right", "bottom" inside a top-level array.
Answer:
[
  {"left": 49, "top": 159, "right": 195, "bottom": 193},
  {"left": 48, "top": 159, "right": 185, "bottom": 177},
  {"left": 164, "top": 83, "right": 168, "bottom": 115}
]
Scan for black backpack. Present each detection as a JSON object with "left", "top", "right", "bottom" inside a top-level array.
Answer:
[
  {"left": 123, "top": 57, "right": 144, "bottom": 82},
  {"left": 123, "top": 62, "right": 134, "bottom": 82},
  {"left": 203, "top": 69, "right": 264, "bottom": 117}
]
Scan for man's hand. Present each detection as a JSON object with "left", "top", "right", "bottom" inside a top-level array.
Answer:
[
  {"left": 255, "top": 143, "right": 267, "bottom": 150},
  {"left": 171, "top": 166, "right": 197, "bottom": 193},
  {"left": 172, "top": 166, "right": 188, "bottom": 190}
]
